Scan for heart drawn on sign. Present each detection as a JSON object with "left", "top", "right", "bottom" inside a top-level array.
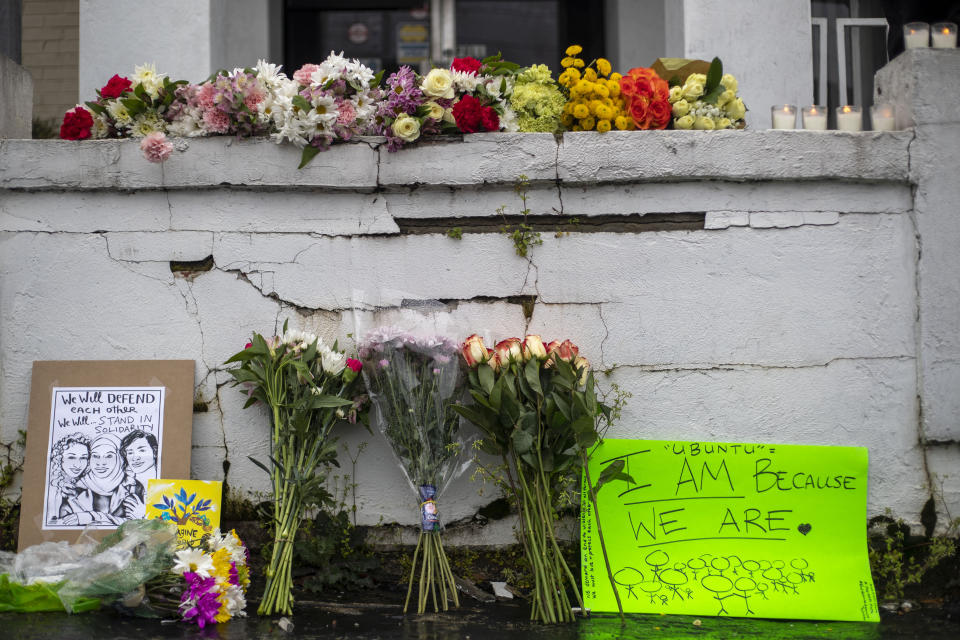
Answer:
[{"left": 798, "top": 523, "right": 812, "bottom": 536}]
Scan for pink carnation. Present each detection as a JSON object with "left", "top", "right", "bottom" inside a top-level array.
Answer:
[
  {"left": 139, "top": 131, "right": 173, "bottom": 163},
  {"left": 293, "top": 63, "right": 319, "bottom": 85},
  {"left": 196, "top": 83, "right": 217, "bottom": 109},
  {"left": 202, "top": 108, "right": 231, "bottom": 134},
  {"left": 336, "top": 100, "right": 357, "bottom": 126},
  {"left": 244, "top": 88, "right": 265, "bottom": 111}
]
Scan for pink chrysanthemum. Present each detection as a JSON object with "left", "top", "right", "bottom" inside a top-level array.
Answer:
[{"left": 139, "top": 131, "right": 173, "bottom": 163}]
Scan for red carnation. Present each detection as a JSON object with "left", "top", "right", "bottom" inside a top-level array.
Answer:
[
  {"left": 451, "top": 56, "right": 482, "bottom": 75},
  {"left": 452, "top": 95, "right": 483, "bottom": 133},
  {"left": 59, "top": 107, "right": 94, "bottom": 140},
  {"left": 346, "top": 358, "right": 362, "bottom": 373},
  {"left": 100, "top": 74, "right": 133, "bottom": 99},
  {"left": 480, "top": 106, "right": 500, "bottom": 132}
]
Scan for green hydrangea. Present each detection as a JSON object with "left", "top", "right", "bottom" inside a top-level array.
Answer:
[{"left": 511, "top": 65, "right": 565, "bottom": 133}]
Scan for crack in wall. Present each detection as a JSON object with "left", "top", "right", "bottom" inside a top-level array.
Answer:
[{"left": 601, "top": 354, "right": 915, "bottom": 374}]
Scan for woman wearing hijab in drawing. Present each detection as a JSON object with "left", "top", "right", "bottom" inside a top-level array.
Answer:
[
  {"left": 46, "top": 433, "right": 91, "bottom": 526},
  {"left": 118, "top": 430, "right": 158, "bottom": 518},
  {"left": 63, "top": 434, "right": 128, "bottom": 526}
]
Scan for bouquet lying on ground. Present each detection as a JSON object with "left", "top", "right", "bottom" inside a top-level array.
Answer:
[
  {"left": 358, "top": 327, "right": 470, "bottom": 614},
  {"left": 225, "top": 322, "right": 365, "bottom": 615},
  {"left": 453, "top": 335, "right": 627, "bottom": 623}
]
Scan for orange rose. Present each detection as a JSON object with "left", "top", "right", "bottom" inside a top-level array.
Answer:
[
  {"left": 495, "top": 338, "right": 523, "bottom": 365},
  {"left": 461, "top": 334, "right": 488, "bottom": 367}
]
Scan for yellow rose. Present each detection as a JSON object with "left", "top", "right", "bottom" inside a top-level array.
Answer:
[
  {"left": 669, "top": 86, "right": 683, "bottom": 102},
  {"left": 674, "top": 115, "right": 695, "bottom": 129},
  {"left": 687, "top": 73, "right": 707, "bottom": 85},
  {"left": 682, "top": 83, "right": 704, "bottom": 102},
  {"left": 717, "top": 117, "right": 732, "bottom": 129},
  {"left": 721, "top": 73, "right": 738, "bottom": 93},
  {"left": 717, "top": 89, "right": 735, "bottom": 107},
  {"left": 726, "top": 97, "right": 746, "bottom": 120},
  {"left": 421, "top": 68, "right": 454, "bottom": 99},
  {"left": 442, "top": 107, "right": 456, "bottom": 124},
  {"left": 391, "top": 113, "right": 421, "bottom": 142},
  {"left": 671, "top": 99, "right": 690, "bottom": 118},
  {"left": 424, "top": 101, "right": 444, "bottom": 120},
  {"left": 694, "top": 116, "right": 716, "bottom": 130}
]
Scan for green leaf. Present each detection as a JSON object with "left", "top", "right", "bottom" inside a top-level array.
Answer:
[
  {"left": 133, "top": 83, "right": 148, "bottom": 102},
  {"left": 372, "top": 69, "right": 385, "bottom": 87},
  {"left": 668, "top": 75, "right": 682, "bottom": 88},
  {"left": 298, "top": 145, "right": 321, "bottom": 170},
  {"left": 84, "top": 101, "right": 106, "bottom": 115},
  {"left": 481, "top": 52, "right": 503, "bottom": 65},
  {"left": 705, "top": 56, "right": 723, "bottom": 94},
  {"left": 120, "top": 97, "right": 146, "bottom": 117},
  {"left": 702, "top": 83, "right": 725, "bottom": 105},
  {"left": 524, "top": 358, "right": 542, "bottom": 397},
  {"left": 248, "top": 456, "right": 271, "bottom": 476},
  {"left": 452, "top": 404, "right": 496, "bottom": 436},
  {"left": 511, "top": 428, "right": 534, "bottom": 455},
  {"left": 478, "top": 363, "right": 494, "bottom": 395},
  {"left": 311, "top": 395, "right": 354, "bottom": 408},
  {"left": 292, "top": 95, "right": 312, "bottom": 113}
]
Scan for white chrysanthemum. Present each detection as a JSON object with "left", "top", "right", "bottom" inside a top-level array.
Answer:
[
  {"left": 451, "top": 70, "right": 480, "bottom": 93},
  {"left": 352, "top": 91, "right": 378, "bottom": 123},
  {"left": 344, "top": 60, "right": 375, "bottom": 89},
  {"left": 132, "top": 62, "right": 166, "bottom": 100},
  {"left": 499, "top": 103, "right": 519, "bottom": 132},
  {"left": 128, "top": 112, "right": 165, "bottom": 138},
  {"left": 173, "top": 548, "right": 215, "bottom": 578},
  {"left": 209, "top": 529, "right": 247, "bottom": 565},
  {"left": 221, "top": 584, "right": 247, "bottom": 617},
  {"left": 106, "top": 99, "right": 132, "bottom": 126},
  {"left": 255, "top": 59, "right": 285, "bottom": 86},
  {"left": 91, "top": 114, "right": 110, "bottom": 139},
  {"left": 320, "top": 348, "right": 346, "bottom": 375}
]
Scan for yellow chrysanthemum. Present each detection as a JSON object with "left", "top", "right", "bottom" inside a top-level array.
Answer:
[
  {"left": 596, "top": 118, "right": 612, "bottom": 132},
  {"left": 607, "top": 80, "right": 621, "bottom": 97},
  {"left": 565, "top": 67, "right": 581, "bottom": 82},
  {"left": 584, "top": 68, "right": 598, "bottom": 82},
  {"left": 614, "top": 115, "right": 631, "bottom": 130},
  {"left": 579, "top": 116, "right": 596, "bottom": 130},
  {"left": 215, "top": 596, "right": 231, "bottom": 623},
  {"left": 594, "top": 83, "right": 609, "bottom": 98},
  {"left": 574, "top": 80, "right": 591, "bottom": 94},
  {"left": 596, "top": 58, "right": 612, "bottom": 77},
  {"left": 237, "top": 564, "right": 251, "bottom": 590},
  {"left": 609, "top": 72, "right": 622, "bottom": 82},
  {"left": 572, "top": 124, "right": 582, "bottom": 131},
  {"left": 561, "top": 113, "right": 574, "bottom": 126},
  {"left": 572, "top": 103, "right": 589, "bottom": 119},
  {"left": 566, "top": 44, "right": 583, "bottom": 56},
  {"left": 211, "top": 547, "right": 233, "bottom": 582},
  {"left": 573, "top": 58, "right": 584, "bottom": 68},
  {"left": 561, "top": 56, "right": 575, "bottom": 68}
]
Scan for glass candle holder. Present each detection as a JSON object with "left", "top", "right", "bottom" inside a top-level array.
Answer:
[
  {"left": 904, "top": 22, "right": 930, "bottom": 48},
  {"left": 770, "top": 105, "right": 797, "bottom": 129},
  {"left": 802, "top": 105, "right": 827, "bottom": 130},
  {"left": 836, "top": 105, "right": 863, "bottom": 132},
  {"left": 871, "top": 104, "right": 896, "bottom": 131},
  {"left": 932, "top": 22, "right": 957, "bottom": 48}
]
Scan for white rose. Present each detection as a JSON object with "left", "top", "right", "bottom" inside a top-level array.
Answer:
[
  {"left": 424, "top": 101, "right": 445, "bottom": 120},
  {"left": 391, "top": 113, "right": 421, "bottom": 142},
  {"left": 421, "top": 68, "right": 455, "bottom": 99}
]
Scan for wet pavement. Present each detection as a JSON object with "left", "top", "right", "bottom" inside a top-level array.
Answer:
[{"left": 2, "top": 600, "right": 957, "bottom": 640}]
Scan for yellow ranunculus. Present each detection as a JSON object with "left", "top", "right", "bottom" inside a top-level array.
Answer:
[
  {"left": 614, "top": 115, "right": 631, "bottom": 130},
  {"left": 694, "top": 116, "right": 716, "bottom": 130},
  {"left": 726, "top": 97, "right": 746, "bottom": 120},
  {"left": 572, "top": 103, "right": 589, "bottom": 119},
  {"left": 674, "top": 115, "right": 695, "bottom": 129},
  {"left": 596, "top": 118, "right": 612, "bottom": 132},
  {"left": 671, "top": 99, "right": 690, "bottom": 118},
  {"left": 579, "top": 116, "right": 596, "bottom": 130},
  {"left": 721, "top": 73, "right": 738, "bottom": 93},
  {"left": 596, "top": 58, "right": 612, "bottom": 77},
  {"left": 566, "top": 44, "right": 583, "bottom": 56},
  {"left": 561, "top": 57, "right": 575, "bottom": 68}
]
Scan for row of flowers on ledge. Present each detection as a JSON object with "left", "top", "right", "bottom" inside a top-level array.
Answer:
[{"left": 60, "top": 45, "right": 747, "bottom": 167}]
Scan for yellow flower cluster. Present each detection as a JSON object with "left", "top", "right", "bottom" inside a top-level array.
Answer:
[
  {"left": 668, "top": 72, "right": 746, "bottom": 130},
  {"left": 558, "top": 44, "right": 631, "bottom": 132}
]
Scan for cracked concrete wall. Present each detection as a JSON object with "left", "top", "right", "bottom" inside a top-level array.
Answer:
[{"left": 0, "top": 119, "right": 953, "bottom": 538}]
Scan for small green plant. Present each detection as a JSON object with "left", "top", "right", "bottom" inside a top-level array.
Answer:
[
  {"left": 446, "top": 227, "right": 463, "bottom": 240},
  {"left": 499, "top": 174, "right": 542, "bottom": 257}
]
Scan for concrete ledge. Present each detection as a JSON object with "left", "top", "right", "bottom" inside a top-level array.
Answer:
[
  {"left": 0, "top": 129, "right": 913, "bottom": 192},
  {"left": 875, "top": 49, "right": 960, "bottom": 128}
]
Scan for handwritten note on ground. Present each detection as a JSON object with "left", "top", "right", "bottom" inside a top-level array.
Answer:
[{"left": 581, "top": 439, "right": 879, "bottom": 622}]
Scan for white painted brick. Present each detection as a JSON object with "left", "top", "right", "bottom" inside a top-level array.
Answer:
[
  {"left": 705, "top": 211, "right": 749, "bottom": 229},
  {"left": 801, "top": 211, "right": 841, "bottom": 225},
  {"left": 525, "top": 303, "right": 607, "bottom": 366},
  {"left": 1, "top": 192, "right": 170, "bottom": 232},
  {"left": 923, "top": 446, "right": 960, "bottom": 533},
  {"left": 557, "top": 130, "right": 912, "bottom": 184},
  {"left": 602, "top": 358, "right": 926, "bottom": 521},
  {"left": 106, "top": 231, "right": 213, "bottom": 262},
  {"left": 749, "top": 211, "right": 805, "bottom": 228}
]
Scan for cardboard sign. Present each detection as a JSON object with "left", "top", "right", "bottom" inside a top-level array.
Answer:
[
  {"left": 19, "top": 361, "right": 194, "bottom": 549},
  {"left": 581, "top": 439, "right": 879, "bottom": 622},
  {"left": 145, "top": 479, "right": 221, "bottom": 548}
]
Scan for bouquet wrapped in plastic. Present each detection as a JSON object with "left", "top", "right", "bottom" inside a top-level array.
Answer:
[{"left": 358, "top": 327, "right": 470, "bottom": 614}]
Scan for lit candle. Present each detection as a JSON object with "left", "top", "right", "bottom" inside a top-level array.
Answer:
[
  {"left": 904, "top": 22, "right": 930, "bottom": 49},
  {"left": 802, "top": 105, "right": 827, "bottom": 130},
  {"left": 836, "top": 105, "right": 863, "bottom": 132},
  {"left": 771, "top": 104, "right": 797, "bottom": 129},
  {"left": 871, "top": 104, "right": 896, "bottom": 131},
  {"left": 932, "top": 22, "right": 957, "bottom": 48}
]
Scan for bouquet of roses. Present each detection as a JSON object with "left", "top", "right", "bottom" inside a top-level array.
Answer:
[
  {"left": 224, "top": 322, "right": 365, "bottom": 615},
  {"left": 453, "top": 335, "right": 627, "bottom": 623},
  {"left": 358, "top": 327, "right": 469, "bottom": 614},
  {"left": 664, "top": 57, "right": 746, "bottom": 130}
]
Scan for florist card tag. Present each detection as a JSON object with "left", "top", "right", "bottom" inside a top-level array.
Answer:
[
  {"left": 581, "top": 439, "right": 879, "bottom": 623},
  {"left": 146, "top": 479, "right": 222, "bottom": 548}
]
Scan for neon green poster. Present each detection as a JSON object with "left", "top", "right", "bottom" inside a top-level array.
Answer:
[{"left": 581, "top": 439, "right": 879, "bottom": 622}]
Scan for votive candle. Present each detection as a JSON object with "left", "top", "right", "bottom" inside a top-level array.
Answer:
[
  {"left": 771, "top": 104, "right": 797, "bottom": 129},
  {"left": 802, "top": 105, "right": 827, "bottom": 130},
  {"left": 836, "top": 105, "right": 863, "bottom": 132},
  {"left": 932, "top": 22, "right": 957, "bottom": 48},
  {"left": 904, "top": 22, "right": 930, "bottom": 48},
  {"left": 871, "top": 104, "right": 896, "bottom": 131}
]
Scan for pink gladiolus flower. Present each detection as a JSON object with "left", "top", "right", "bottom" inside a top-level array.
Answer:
[{"left": 139, "top": 131, "right": 173, "bottom": 163}]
